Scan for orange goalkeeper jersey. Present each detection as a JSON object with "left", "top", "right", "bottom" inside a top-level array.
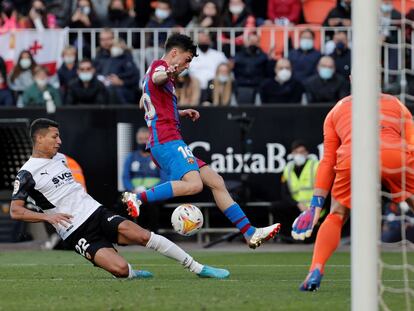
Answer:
[{"left": 315, "top": 93, "right": 414, "bottom": 192}]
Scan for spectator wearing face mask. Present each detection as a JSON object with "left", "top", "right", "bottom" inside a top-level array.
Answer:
[
  {"left": 57, "top": 46, "right": 78, "bottom": 100},
  {"left": 329, "top": 31, "right": 351, "bottom": 84},
  {"left": 8, "top": 50, "right": 37, "bottom": 106},
  {"left": 272, "top": 140, "right": 319, "bottom": 238},
  {"left": 145, "top": 0, "right": 176, "bottom": 47},
  {"left": 188, "top": 32, "right": 228, "bottom": 100},
  {"left": 70, "top": 0, "right": 101, "bottom": 28},
  {"left": 104, "top": 0, "right": 136, "bottom": 28},
  {"left": 176, "top": 69, "right": 201, "bottom": 107},
  {"left": 303, "top": 56, "right": 349, "bottom": 104},
  {"left": 23, "top": 0, "right": 57, "bottom": 30},
  {"left": 66, "top": 59, "right": 108, "bottom": 105},
  {"left": 122, "top": 127, "right": 163, "bottom": 194},
  {"left": 288, "top": 29, "right": 321, "bottom": 87},
  {"left": 22, "top": 66, "right": 62, "bottom": 110},
  {"left": 187, "top": 1, "right": 222, "bottom": 29},
  {"left": 204, "top": 62, "right": 235, "bottom": 106},
  {"left": 233, "top": 32, "right": 268, "bottom": 104},
  {"left": 259, "top": 58, "right": 303, "bottom": 104},
  {"left": 221, "top": 0, "right": 256, "bottom": 55},
  {"left": 95, "top": 39, "right": 140, "bottom": 104}
]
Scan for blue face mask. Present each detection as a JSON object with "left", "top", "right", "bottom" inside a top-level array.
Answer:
[
  {"left": 319, "top": 67, "right": 334, "bottom": 80},
  {"left": 381, "top": 3, "right": 393, "bottom": 13},
  {"left": 300, "top": 38, "right": 313, "bottom": 51}
]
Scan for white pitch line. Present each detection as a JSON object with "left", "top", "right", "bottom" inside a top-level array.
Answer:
[{"left": 0, "top": 263, "right": 352, "bottom": 267}]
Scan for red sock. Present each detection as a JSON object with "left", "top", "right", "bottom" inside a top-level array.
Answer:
[{"left": 310, "top": 213, "right": 343, "bottom": 274}]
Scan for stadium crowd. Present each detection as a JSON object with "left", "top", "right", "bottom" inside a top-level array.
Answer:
[{"left": 0, "top": 0, "right": 411, "bottom": 107}]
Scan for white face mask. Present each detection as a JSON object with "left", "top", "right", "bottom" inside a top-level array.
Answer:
[
  {"left": 293, "top": 154, "right": 307, "bottom": 166},
  {"left": 155, "top": 8, "right": 170, "bottom": 20},
  {"left": 217, "top": 74, "right": 229, "bottom": 83},
  {"left": 35, "top": 78, "right": 48, "bottom": 88},
  {"left": 110, "top": 46, "right": 123, "bottom": 57},
  {"left": 63, "top": 55, "right": 75, "bottom": 64},
  {"left": 229, "top": 5, "right": 244, "bottom": 15},
  {"left": 276, "top": 69, "right": 291, "bottom": 82},
  {"left": 20, "top": 58, "right": 32, "bottom": 69},
  {"left": 79, "top": 72, "right": 93, "bottom": 82}
]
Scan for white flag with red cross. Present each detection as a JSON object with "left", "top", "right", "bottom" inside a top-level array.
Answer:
[{"left": 0, "top": 29, "right": 68, "bottom": 75}]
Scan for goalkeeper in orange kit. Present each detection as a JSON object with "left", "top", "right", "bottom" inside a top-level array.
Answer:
[{"left": 291, "top": 93, "right": 414, "bottom": 291}]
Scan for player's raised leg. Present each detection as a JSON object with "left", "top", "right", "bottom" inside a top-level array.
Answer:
[
  {"left": 117, "top": 220, "right": 230, "bottom": 279},
  {"left": 199, "top": 165, "right": 281, "bottom": 249},
  {"left": 300, "top": 198, "right": 349, "bottom": 291},
  {"left": 93, "top": 247, "right": 153, "bottom": 279}
]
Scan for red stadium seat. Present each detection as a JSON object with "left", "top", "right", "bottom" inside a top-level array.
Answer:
[
  {"left": 392, "top": 0, "right": 414, "bottom": 14},
  {"left": 302, "top": 0, "right": 336, "bottom": 24},
  {"left": 290, "top": 24, "right": 322, "bottom": 51},
  {"left": 259, "top": 26, "right": 289, "bottom": 59}
]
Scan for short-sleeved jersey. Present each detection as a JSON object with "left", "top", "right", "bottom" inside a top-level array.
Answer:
[
  {"left": 142, "top": 59, "right": 182, "bottom": 147},
  {"left": 11, "top": 153, "right": 100, "bottom": 240},
  {"left": 315, "top": 94, "right": 414, "bottom": 191}
]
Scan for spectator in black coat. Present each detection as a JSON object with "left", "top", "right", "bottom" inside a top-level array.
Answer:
[
  {"left": 233, "top": 32, "right": 268, "bottom": 104},
  {"left": 95, "top": 39, "right": 140, "bottom": 104},
  {"left": 329, "top": 31, "right": 351, "bottom": 84},
  {"left": 323, "top": 0, "right": 351, "bottom": 40},
  {"left": 304, "top": 56, "right": 349, "bottom": 104},
  {"left": 145, "top": 0, "right": 176, "bottom": 47},
  {"left": 66, "top": 59, "right": 108, "bottom": 105},
  {"left": 259, "top": 58, "right": 303, "bottom": 104}
]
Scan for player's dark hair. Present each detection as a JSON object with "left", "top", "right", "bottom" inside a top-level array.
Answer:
[
  {"left": 30, "top": 118, "right": 59, "bottom": 144},
  {"left": 291, "top": 140, "right": 308, "bottom": 152},
  {"left": 164, "top": 33, "right": 198, "bottom": 57}
]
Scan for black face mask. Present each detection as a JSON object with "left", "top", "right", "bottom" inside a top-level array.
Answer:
[
  {"left": 137, "top": 143, "right": 147, "bottom": 152},
  {"left": 109, "top": 8, "right": 126, "bottom": 19},
  {"left": 248, "top": 45, "right": 258, "bottom": 54},
  {"left": 198, "top": 44, "right": 210, "bottom": 53},
  {"left": 335, "top": 41, "right": 346, "bottom": 52}
]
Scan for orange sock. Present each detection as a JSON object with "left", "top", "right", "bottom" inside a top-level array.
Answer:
[{"left": 310, "top": 213, "right": 343, "bottom": 274}]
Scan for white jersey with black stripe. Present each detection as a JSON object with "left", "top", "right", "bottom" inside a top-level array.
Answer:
[{"left": 11, "top": 153, "right": 100, "bottom": 239}]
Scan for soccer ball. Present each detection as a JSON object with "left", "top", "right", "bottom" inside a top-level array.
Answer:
[{"left": 171, "top": 204, "right": 204, "bottom": 236}]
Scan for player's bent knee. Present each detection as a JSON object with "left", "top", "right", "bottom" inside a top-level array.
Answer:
[{"left": 211, "top": 174, "right": 226, "bottom": 190}]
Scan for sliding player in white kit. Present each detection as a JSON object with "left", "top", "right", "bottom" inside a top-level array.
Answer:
[{"left": 10, "top": 118, "right": 229, "bottom": 279}]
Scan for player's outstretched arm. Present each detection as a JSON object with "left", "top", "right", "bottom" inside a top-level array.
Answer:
[
  {"left": 10, "top": 200, "right": 72, "bottom": 227},
  {"left": 179, "top": 109, "right": 200, "bottom": 121}
]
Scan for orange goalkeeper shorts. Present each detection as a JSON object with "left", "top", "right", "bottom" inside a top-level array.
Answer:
[{"left": 331, "top": 150, "right": 414, "bottom": 208}]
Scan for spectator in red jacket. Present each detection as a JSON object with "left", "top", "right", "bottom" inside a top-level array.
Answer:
[{"left": 265, "top": 0, "right": 302, "bottom": 26}]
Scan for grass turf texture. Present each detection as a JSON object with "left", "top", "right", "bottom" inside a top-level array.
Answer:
[{"left": 0, "top": 250, "right": 412, "bottom": 311}]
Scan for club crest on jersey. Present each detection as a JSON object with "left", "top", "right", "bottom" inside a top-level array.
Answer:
[
  {"left": 187, "top": 157, "right": 195, "bottom": 164},
  {"left": 12, "top": 180, "right": 20, "bottom": 195}
]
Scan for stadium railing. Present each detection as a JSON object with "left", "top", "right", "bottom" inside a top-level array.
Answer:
[{"left": 65, "top": 25, "right": 408, "bottom": 99}]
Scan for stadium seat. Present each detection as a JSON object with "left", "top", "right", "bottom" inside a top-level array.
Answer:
[
  {"left": 259, "top": 26, "right": 289, "bottom": 59},
  {"left": 302, "top": 0, "right": 336, "bottom": 25},
  {"left": 392, "top": 0, "right": 414, "bottom": 14},
  {"left": 290, "top": 24, "right": 322, "bottom": 51}
]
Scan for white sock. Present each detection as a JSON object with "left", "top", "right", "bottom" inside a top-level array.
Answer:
[
  {"left": 146, "top": 232, "right": 203, "bottom": 274},
  {"left": 127, "top": 263, "right": 135, "bottom": 279}
]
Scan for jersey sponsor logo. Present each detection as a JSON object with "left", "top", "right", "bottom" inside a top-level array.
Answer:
[
  {"left": 12, "top": 180, "right": 20, "bottom": 195},
  {"left": 52, "top": 172, "right": 73, "bottom": 185}
]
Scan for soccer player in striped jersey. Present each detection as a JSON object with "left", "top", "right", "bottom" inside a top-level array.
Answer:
[{"left": 123, "top": 33, "right": 280, "bottom": 248}]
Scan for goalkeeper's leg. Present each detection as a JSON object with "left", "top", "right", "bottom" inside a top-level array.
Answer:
[{"left": 300, "top": 198, "right": 349, "bottom": 291}]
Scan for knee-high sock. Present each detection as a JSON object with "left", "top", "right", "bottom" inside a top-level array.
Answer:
[
  {"left": 138, "top": 182, "right": 173, "bottom": 204},
  {"left": 145, "top": 232, "right": 203, "bottom": 274},
  {"left": 223, "top": 203, "right": 256, "bottom": 238},
  {"left": 310, "top": 214, "right": 343, "bottom": 273}
]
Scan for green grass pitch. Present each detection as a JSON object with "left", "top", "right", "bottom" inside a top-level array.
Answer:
[{"left": 0, "top": 250, "right": 412, "bottom": 310}]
